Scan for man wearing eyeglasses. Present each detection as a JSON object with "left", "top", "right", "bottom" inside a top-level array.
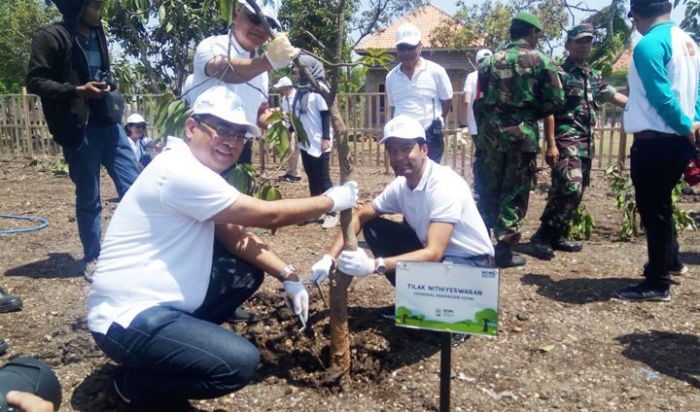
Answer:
[
  {"left": 615, "top": 0, "right": 700, "bottom": 301},
  {"left": 87, "top": 86, "right": 359, "bottom": 407},
  {"left": 188, "top": 0, "right": 299, "bottom": 165},
  {"left": 385, "top": 23, "right": 454, "bottom": 163}
]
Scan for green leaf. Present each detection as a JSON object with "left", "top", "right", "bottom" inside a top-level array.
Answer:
[
  {"left": 260, "top": 185, "right": 282, "bottom": 201},
  {"left": 291, "top": 113, "right": 308, "bottom": 146}
]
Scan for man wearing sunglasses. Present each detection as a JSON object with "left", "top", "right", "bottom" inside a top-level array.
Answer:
[
  {"left": 87, "top": 86, "right": 359, "bottom": 407},
  {"left": 385, "top": 23, "right": 454, "bottom": 163},
  {"left": 188, "top": 0, "right": 299, "bottom": 165}
]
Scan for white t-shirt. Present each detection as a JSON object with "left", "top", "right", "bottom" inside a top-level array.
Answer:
[
  {"left": 190, "top": 33, "right": 268, "bottom": 136},
  {"left": 281, "top": 89, "right": 296, "bottom": 128},
  {"left": 372, "top": 160, "right": 493, "bottom": 258},
  {"left": 87, "top": 138, "right": 240, "bottom": 334},
  {"left": 386, "top": 58, "right": 454, "bottom": 129},
  {"left": 463, "top": 70, "right": 479, "bottom": 134},
  {"left": 293, "top": 91, "right": 333, "bottom": 157}
]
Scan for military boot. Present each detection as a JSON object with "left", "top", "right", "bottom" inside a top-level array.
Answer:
[
  {"left": 530, "top": 225, "right": 555, "bottom": 260},
  {"left": 551, "top": 235, "right": 582, "bottom": 252},
  {"left": 494, "top": 242, "right": 526, "bottom": 268},
  {"left": 0, "top": 287, "right": 22, "bottom": 313}
]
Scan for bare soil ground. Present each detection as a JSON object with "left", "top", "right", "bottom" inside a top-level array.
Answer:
[{"left": 1, "top": 158, "right": 699, "bottom": 411}]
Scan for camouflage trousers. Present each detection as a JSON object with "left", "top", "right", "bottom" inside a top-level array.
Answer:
[
  {"left": 539, "top": 155, "right": 591, "bottom": 234},
  {"left": 474, "top": 149, "right": 537, "bottom": 244}
]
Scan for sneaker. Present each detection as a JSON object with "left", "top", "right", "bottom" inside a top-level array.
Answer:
[
  {"left": 0, "top": 288, "right": 22, "bottom": 313},
  {"left": 114, "top": 372, "right": 191, "bottom": 410},
  {"left": 112, "top": 374, "right": 131, "bottom": 405},
  {"left": 321, "top": 213, "right": 338, "bottom": 229},
  {"left": 615, "top": 281, "right": 670, "bottom": 302},
  {"left": 641, "top": 262, "right": 689, "bottom": 277},
  {"left": 450, "top": 333, "right": 471, "bottom": 347},
  {"left": 376, "top": 305, "right": 395, "bottom": 320},
  {"left": 280, "top": 174, "right": 301, "bottom": 183},
  {"left": 83, "top": 260, "right": 97, "bottom": 283}
]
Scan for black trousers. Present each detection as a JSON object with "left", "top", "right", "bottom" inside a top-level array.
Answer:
[
  {"left": 630, "top": 133, "right": 694, "bottom": 286},
  {"left": 301, "top": 149, "right": 333, "bottom": 196}
]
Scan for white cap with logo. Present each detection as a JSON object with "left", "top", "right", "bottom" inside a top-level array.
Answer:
[
  {"left": 243, "top": 0, "right": 282, "bottom": 29},
  {"left": 192, "top": 85, "right": 261, "bottom": 137},
  {"left": 126, "top": 113, "right": 147, "bottom": 125},
  {"left": 273, "top": 76, "right": 293, "bottom": 89},
  {"left": 379, "top": 115, "right": 426, "bottom": 144},
  {"left": 475, "top": 48, "right": 493, "bottom": 63},
  {"left": 395, "top": 23, "right": 421, "bottom": 47}
]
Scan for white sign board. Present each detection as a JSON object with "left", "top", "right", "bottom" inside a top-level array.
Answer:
[{"left": 394, "top": 262, "right": 499, "bottom": 337}]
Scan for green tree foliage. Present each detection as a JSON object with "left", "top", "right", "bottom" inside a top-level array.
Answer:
[
  {"left": 676, "top": 0, "right": 700, "bottom": 34},
  {"left": 430, "top": 0, "right": 567, "bottom": 54},
  {"left": 103, "top": 0, "right": 229, "bottom": 94},
  {"left": 585, "top": 0, "right": 632, "bottom": 76},
  {"left": 0, "top": 0, "right": 60, "bottom": 93}
]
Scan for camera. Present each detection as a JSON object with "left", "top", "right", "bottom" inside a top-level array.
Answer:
[
  {"left": 0, "top": 357, "right": 61, "bottom": 412},
  {"left": 94, "top": 69, "right": 112, "bottom": 89}
]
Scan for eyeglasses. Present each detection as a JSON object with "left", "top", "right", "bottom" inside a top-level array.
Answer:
[
  {"left": 396, "top": 43, "right": 418, "bottom": 52},
  {"left": 194, "top": 116, "right": 248, "bottom": 144},
  {"left": 244, "top": 9, "right": 279, "bottom": 30}
]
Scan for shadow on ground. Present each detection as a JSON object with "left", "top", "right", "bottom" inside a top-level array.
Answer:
[
  {"left": 521, "top": 273, "right": 635, "bottom": 304},
  {"left": 617, "top": 330, "right": 700, "bottom": 389},
  {"left": 4, "top": 252, "right": 82, "bottom": 279}
]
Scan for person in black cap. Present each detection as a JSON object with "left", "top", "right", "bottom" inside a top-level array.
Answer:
[
  {"left": 27, "top": 0, "right": 140, "bottom": 282},
  {"left": 616, "top": 0, "right": 700, "bottom": 301},
  {"left": 0, "top": 357, "right": 61, "bottom": 412}
]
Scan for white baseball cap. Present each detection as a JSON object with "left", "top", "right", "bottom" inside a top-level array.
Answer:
[
  {"left": 379, "top": 115, "right": 426, "bottom": 144},
  {"left": 395, "top": 23, "right": 421, "bottom": 47},
  {"left": 126, "top": 113, "right": 146, "bottom": 125},
  {"left": 273, "top": 76, "right": 293, "bottom": 88},
  {"left": 243, "top": 0, "right": 282, "bottom": 29},
  {"left": 476, "top": 48, "right": 493, "bottom": 63},
  {"left": 192, "top": 86, "right": 261, "bottom": 137}
]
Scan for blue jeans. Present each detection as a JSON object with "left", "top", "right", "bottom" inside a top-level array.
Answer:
[
  {"left": 362, "top": 217, "right": 493, "bottom": 286},
  {"left": 92, "top": 240, "right": 264, "bottom": 403},
  {"left": 63, "top": 121, "right": 139, "bottom": 261}
]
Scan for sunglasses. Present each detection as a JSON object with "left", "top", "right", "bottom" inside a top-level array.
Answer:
[
  {"left": 397, "top": 43, "right": 418, "bottom": 52},
  {"left": 244, "top": 9, "right": 279, "bottom": 30},
  {"left": 194, "top": 116, "right": 249, "bottom": 144}
]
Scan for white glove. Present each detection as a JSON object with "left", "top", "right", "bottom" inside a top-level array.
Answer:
[
  {"left": 265, "top": 33, "right": 300, "bottom": 69},
  {"left": 311, "top": 254, "right": 334, "bottom": 285},
  {"left": 461, "top": 126, "right": 470, "bottom": 135},
  {"left": 323, "top": 181, "right": 359, "bottom": 212},
  {"left": 338, "top": 248, "right": 375, "bottom": 277},
  {"left": 283, "top": 280, "right": 309, "bottom": 323}
]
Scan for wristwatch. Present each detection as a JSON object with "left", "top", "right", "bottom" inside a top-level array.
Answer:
[
  {"left": 278, "top": 264, "right": 296, "bottom": 281},
  {"left": 375, "top": 257, "right": 387, "bottom": 275}
]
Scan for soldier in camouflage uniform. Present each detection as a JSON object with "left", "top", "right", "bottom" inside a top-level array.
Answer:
[
  {"left": 530, "top": 24, "right": 628, "bottom": 260},
  {"left": 473, "top": 12, "right": 564, "bottom": 267}
]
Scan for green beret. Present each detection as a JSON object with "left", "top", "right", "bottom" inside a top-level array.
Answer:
[{"left": 512, "top": 12, "right": 543, "bottom": 31}]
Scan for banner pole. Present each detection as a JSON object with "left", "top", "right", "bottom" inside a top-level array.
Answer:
[{"left": 439, "top": 333, "right": 451, "bottom": 412}]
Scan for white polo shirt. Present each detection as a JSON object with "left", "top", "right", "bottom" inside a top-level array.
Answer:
[
  {"left": 463, "top": 70, "right": 479, "bottom": 134},
  {"left": 294, "top": 91, "right": 333, "bottom": 157},
  {"left": 372, "top": 160, "right": 494, "bottom": 258},
  {"left": 87, "top": 138, "right": 240, "bottom": 335},
  {"left": 190, "top": 33, "right": 269, "bottom": 135},
  {"left": 386, "top": 58, "right": 454, "bottom": 129}
]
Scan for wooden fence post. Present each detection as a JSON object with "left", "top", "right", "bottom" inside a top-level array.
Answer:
[
  {"left": 21, "top": 88, "right": 35, "bottom": 158},
  {"left": 617, "top": 126, "right": 628, "bottom": 170}
]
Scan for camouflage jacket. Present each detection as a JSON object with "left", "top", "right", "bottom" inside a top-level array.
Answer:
[
  {"left": 555, "top": 58, "right": 617, "bottom": 158},
  {"left": 474, "top": 39, "right": 564, "bottom": 153}
]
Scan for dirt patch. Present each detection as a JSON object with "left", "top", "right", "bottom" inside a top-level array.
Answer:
[{"left": 1, "top": 158, "right": 699, "bottom": 411}]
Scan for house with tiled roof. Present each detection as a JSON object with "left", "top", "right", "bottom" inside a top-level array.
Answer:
[{"left": 354, "top": 4, "right": 478, "bottom": 126}]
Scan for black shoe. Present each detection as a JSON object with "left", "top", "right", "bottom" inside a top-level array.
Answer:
[
  {"left": 0, "top": 288, "right": 22, "bottom": 313},
  {"left": 451, "top": 333, "right": 471, "bottom": 347},
  {"left": 615, "top": 281, "right": 670, "bottom": 302},
  {"left": 0, "top": 339, "right": 7, "bottom": 356},
  {"left": 551, "top": 236, "right": 582, "bottom": 252},
  {"left": 494, "top": 244, "right": 527, "bottom": 268},
  {"left": 280, "top": 173, "right": 301, "bottom": 183},
  {"left": 114, "top": 373, "right": 191, "bottom": 411},
  {"left": 228, "top": 307, "right": 259, "bottom": 323},
  {"left": 530, "top": 238, "right": 555, "bottom": 260},
  {"left": 376, "top": 305, "right": 395, "bottom": 320}
]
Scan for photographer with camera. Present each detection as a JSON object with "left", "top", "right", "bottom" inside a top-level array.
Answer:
[
  {"left": 385, "top": 23, "right": 453, "bottom": 163},
  {"left": 27, "top": 0, "right": 140, "bottom": 282}
]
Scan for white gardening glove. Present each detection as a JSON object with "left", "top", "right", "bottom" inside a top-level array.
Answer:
[
  {"left": 338, "top": 248, "right": 375, "bottom": 277},
  {"left": 323, "top": 181, "right": 359, "bottom": 213},
  {"left": 461, "top": 126, "right": 470, "bottom": 135},
  {"left": 265, "top": 33, "right": 300, "bottom": 69},
  {"left": 283, "top": 280, "right": 309, "bottom": 323},
  {"left": 311, "top": 254, "right": 334, "bottom": 285}
]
